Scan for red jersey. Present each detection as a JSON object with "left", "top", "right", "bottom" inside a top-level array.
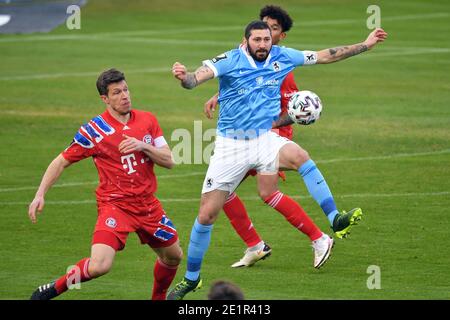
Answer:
[
  {"left": 277, "top": 72, "right": 299, "bottom": 140},
  {"left": 62, "top": 109, "right": 165, "bottom": 205}
]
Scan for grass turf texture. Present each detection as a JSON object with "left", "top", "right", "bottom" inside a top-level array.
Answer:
[{"left": 1, "top": 0, "right": 449, "bottom": 300}]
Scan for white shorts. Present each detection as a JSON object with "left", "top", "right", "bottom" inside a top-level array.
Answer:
[{"left": 201, "top": 131, "right": 294, "bottom": 194}]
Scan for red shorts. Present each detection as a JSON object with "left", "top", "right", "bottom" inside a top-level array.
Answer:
[{"left": 92, "top": 197, "right": 178, "bottom": 251}]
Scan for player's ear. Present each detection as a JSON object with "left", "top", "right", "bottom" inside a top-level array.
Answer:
[
  {"left": 100, "top": 95, "right": 109, "bottom": 104},
  {"left": 242, "top": 37, "right": 247, "bottom": 46},
  {"left": 279, "top": 32, "right": 286, "bottom": 41}
]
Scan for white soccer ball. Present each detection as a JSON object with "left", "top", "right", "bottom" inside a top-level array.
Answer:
[{"left": 287, "top": 90, "right": 323, "bottom": 125}]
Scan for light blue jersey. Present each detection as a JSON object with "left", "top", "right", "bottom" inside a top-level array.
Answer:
[{"left": 203, "top": 45, "right": 316, "bottom": 139}]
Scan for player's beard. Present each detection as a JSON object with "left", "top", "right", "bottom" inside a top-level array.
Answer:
[{"left": 248, "top": 44, "right": 271, "bottom": 62}]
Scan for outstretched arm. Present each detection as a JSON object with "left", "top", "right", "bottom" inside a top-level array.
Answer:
[
  {"left": 172, "top": 62, "right": 215, "bottom": 89},
  {"left": 317, "top": 28, "right": 387, "bottom": 64},
  {"left": 28, "top": 154, "right": 72, "bottom": 223}
]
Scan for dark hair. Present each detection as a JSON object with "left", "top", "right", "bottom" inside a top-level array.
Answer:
[
  {"left": 244, "top": 20, "right": 271, "bottom": 41},
  {"left": 259, "top": 5, "right": 293, "bottom": 32},
  {"left": 207, "top": 280, "right": 245, "bottom": 300},
  {"left": 96, "top": 68, "right": 125, "bottom": 96}
]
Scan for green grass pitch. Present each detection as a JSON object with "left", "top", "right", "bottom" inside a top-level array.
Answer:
[{"left": 1, "top": 0, "right": 449, "bottom": 300}]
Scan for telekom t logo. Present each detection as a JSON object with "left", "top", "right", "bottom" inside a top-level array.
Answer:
[{"left": 121, "top": 154, "right": 138, "bottom": 174}]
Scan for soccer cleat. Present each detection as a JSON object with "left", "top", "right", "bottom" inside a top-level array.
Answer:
[
  {"left": 312, "top": 234, "right": 334, "bottom": 269},
  {"left": 332, "top": 208, "right": 363, "bottom": 239},
  {"left": 30, "top": 282, "right": 59, "bottom": 300},
  {"left": 166, "top": 277, "right": 202, "bottom": 300},
  {"left": 231, "top": 243, "right": 272, "bottom": 268}
]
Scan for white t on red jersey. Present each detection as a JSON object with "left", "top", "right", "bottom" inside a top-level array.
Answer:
[{"left": 62, "top": 109, "right": 166, "bottom": 204}]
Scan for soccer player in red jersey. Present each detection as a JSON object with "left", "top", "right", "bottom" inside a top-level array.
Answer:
[{"left": 28, "top": 69, "right": 182, "bottom": 300}]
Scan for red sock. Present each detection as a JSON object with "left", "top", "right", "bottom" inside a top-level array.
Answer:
[
  {"left": 54, "top": 258, "right": 92, "bottom": 295},
  {"left": 223, "top": 192, "right": 262, "bottom": 248},
  {"left": 152, "top": 259, "right": 178, "bottom": 300},
  {"left": 264, "top": 191, "right": 322, "bottom": 241}
]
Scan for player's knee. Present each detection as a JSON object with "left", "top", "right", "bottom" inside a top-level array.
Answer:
[
  {"left": 290, "top": 148, "right": 310, "bottom": 169},
  {"left": 162, "top": 248, "right": 183, "bottom": 266},
  {"left": 198, "top": 213, "right": 216, "bottom": 225},
  {"left": 280, "top": 144, "right": 310, "bottom": 170},
  {"left": 259, "top": 189, "right": 276, "bottom": 201},
  {"left": 198, "top": 206, "right": 219, "bottom": 224},
  {"left": 171, "top": 246, "right": 183, "bottom": 264},
  {"left": 173, "top": 250, "right": 183, "bottom": 265},
  {"left": 88, "top": 258, "right": 113, "bottom": 278}
]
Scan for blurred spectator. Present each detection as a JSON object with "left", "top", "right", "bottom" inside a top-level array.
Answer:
[{"left": 207, "top": 280, "right": 244, "bottom": 300}]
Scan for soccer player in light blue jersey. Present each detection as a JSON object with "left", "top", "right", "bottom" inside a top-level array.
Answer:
[
  {"left": 168, "top": 20, "right": 387, "bottom": 300},
  {"left": 204, "top": 5, "right": 357, "bottom": 269}
]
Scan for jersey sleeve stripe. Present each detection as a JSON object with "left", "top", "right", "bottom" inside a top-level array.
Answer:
[
  {"left": 82, "top": 123, "right": 102, "bottom": 142},
  {"left": 202, "top": 60, "right": 218, "bottom": 77},
  {"left": 91, "top": 115, "right": 115, "bottom": 135},
  {"left": 74, "top": 131, "right": 95, "bottom": 149}
]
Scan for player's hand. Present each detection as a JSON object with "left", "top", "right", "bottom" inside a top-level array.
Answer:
[
  {"left": 28, "top": 196, "right": 45, "bottom": 224},
  {"left": 364, "top": 28, "right": 388, "bottom": 49},
  {"left": 119, "top": 134, "right": 146, "bottom": 154},
  {"left": 204, "top": 94, "right": 219, "bottom": 119},
  {"left": 172, "top": 62, "right": 187, "bottom": 81}
]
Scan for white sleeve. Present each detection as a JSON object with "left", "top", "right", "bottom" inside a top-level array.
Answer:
[
  {"left": 202, "top": 60, "right": 218, "bottom": 78},
  {"left": 283, "top": 48, "right": 317, "bottom": 66},
  {"left": 154, "top": 136, "right": 168, "bottom": 148},
  {"left": 302, "top": 51, "right": 318, "bottom": 65}
]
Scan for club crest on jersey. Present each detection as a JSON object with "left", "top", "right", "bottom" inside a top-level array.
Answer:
[
  {"left": 105, "top": 217, "right": 117, "bottom": 228},
  {"left": 272, "top": 61, "right": 281, "bottom": 71},
  {"left": 143, "top": 134, "right": 153, "bottom": 144}
]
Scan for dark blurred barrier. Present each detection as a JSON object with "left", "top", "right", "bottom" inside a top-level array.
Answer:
[{"left": 0, "top": 0, "right": 87, "bottom": 34}]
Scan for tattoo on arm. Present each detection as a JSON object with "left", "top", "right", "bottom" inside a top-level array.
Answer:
[
  {"left": 328, "top": 43, "right": 368, "bottom": 61},
  {"left": 181, "top": 66, "right": 212, "bottom": 89},
  {"left": 195, "top": 66, "right": 211, "bottom": 78},
  {"left": 181, "top": 73, "right": 198, "bottom": 89},
  {"left": 272, "top": 113, "right": 294, "bottom": 128}
]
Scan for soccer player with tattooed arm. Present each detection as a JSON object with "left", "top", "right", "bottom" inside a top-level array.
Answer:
[
  {"left": 203, "top": 5, "right": 369, "bottom": 269},
  {"left": 167, "top": 20, "right": 387, "bottom": 300}
]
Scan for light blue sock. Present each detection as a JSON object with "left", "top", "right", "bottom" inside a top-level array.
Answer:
[
  {"left": 185, "top": 219, "right": 213, "bottom": 281},
  {"left": 298, "top": 159, "right": 339, "bottom": 225}
]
